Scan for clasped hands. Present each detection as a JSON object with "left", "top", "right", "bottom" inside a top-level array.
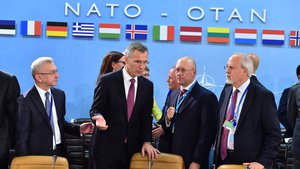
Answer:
[{"left": 166, "top": 106, "right": 175, "bottom": 122}]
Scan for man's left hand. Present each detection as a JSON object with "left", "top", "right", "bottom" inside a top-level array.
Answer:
[
  {"left": 243, "top": 162, "right": 264, "bottom": 169},
  {"left": 189, "top": 162, "right": 200, "bottom": 169},
  {"left": 79, "top": 122, "right": 94, "bottom": 134}
]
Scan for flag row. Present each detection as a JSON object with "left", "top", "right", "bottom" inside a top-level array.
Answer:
[{"left": 1, "top": 20, "right": 300, "bottom": 47}]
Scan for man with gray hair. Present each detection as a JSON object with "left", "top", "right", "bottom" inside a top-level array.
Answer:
[
  {"left": 214, "top": 53, "right": 281, "bottom": 169},
  {"left": 15, "top": 57, "right": 93, "bottom": 157}
]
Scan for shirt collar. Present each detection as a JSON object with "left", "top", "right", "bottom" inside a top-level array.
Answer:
[
  {"left": 233, "top": 79, "right": 250, "bottom": 94},
  {"left": 181, "top": 79, "right": 196, "bottom": 91},
  {"left": 122, "top": 67, "right": 138, "bottom": 82}
]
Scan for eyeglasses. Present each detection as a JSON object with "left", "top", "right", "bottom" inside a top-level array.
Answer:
[
  {"left": 37, "top": 70, "right": 58, "bottom": 75},
  {"left": 175, "top": 68, "right": 194, "bottom": 73},
  {"left": 117, "top": 61, "right": 126, "bottom": 65},
  {"left": 133, "top": 60, "right": 149, "bottom": 66}
]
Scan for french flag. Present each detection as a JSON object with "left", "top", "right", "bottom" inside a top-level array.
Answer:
[
  {"left": 262, "top": 29, "right": 285, "bottom": 45},
  {"left": 21, "top": 20, "right": 42, "bottom": 36},
  {"left": 234, "top": 28, "right": 257, "bottom": 45}
]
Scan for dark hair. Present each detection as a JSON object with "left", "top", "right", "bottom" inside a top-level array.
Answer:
[
  {"left": 97, "top": 51, "right": 124, "bottom": 84},
  {"left": 297, "top": 64, "right": 300, "bottom": 76}
]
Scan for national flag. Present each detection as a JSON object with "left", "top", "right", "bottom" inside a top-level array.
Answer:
[
  {"left": 21, "top": 20, "right": 42, "bottom": 36},
  {"left": 153, "top": 25, "right": 174, "bottom": 41},
  {"left": 207, "top": 27, "right": 230, "bottom": 43},
  {"left": 0, "top": 20, "right": 16, "bottom": 35},
  {"left": 46, "top": 21, "right": 68, "bottom": 37},
  {"left": 289, "top": 30, "right": 300, "bottom": 47},
  {"left": 99, "top": 23, "right": 121, "bottom": 39},
  {"left": 180, "top": 26, "right": 202, "bottom": 42},
  {"left": 125, "top": 24, "right": 147, "bottom": 40},
  {"left": 234, "top": 28, "right": 257, "bottom": 45},
  {"left": 72, "top": 22, "right": 94, "bottom": 38},
  {"left": 262, "top": 29, "right": 284, "bottom": 45}
]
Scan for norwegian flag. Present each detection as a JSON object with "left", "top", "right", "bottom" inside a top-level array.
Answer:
[
  {"left": 125, "top": 24, "right": 147, "bottom": 40},
  {"left": 290, "top": 30, "right": 300, "bottom": 47}
]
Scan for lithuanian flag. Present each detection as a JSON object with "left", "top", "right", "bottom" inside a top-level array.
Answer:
[
  {"left": 207, "top": 27, "right": 230, "bottom": 43},
  {"left": 46, "top": 22, "right": 68, "bottom": 37}
]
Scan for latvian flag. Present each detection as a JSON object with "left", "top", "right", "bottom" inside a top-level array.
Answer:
[
  {"left": 180, "top": 26, "right": 202, "bottom": 42},
  {"left": 0, "top": 20, "right": 16, "bottom": 35},
  {"left": 290, "top": 30, "right": 300, "bottom": 47},
  {"left": 46, "top": 22, "right": 68, "bottom": 37},
  {"left": 21, "top": 20, "right": 42, "bottom": 36},
  {"left": 126, "top": 24, "right": 147, "bottom": 40},
  {"left": 72, "top": 22, "right": 94, "bottom": 38},
  {"left": 262, "top": 29, "right": 284, "bottom": 45},
  {"left": 207, "top": 27, "right": 230, "bottom": 43},
  {"left": 99, "top": 23, "right": 121, "bottom": 39},
  {"left": 153, "top": 25, "right": 174, "bottom": 41},
  {"left": 234, "top": 28, "right": 257, "bottom": 45}
]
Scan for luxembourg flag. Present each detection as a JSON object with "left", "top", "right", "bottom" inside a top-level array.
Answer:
[
  {"left": 21, "top": 20, "right": 42, "bottom": 36},
  {"left": 262, "top": 29, "right": 285, "bottom": 45},
  {"left": 234, "top": 28, "right": 257, "bottom": 45}
]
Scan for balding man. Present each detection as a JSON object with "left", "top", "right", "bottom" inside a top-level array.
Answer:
[
  {"left": 161, "top": 57, "right": 219, "bottom": 169},
  {"left": 214, "top": 53, "right": 281, "bottom": 169},
  {"left": 247, "top": 53, "right": 264, "bottom": 87}
]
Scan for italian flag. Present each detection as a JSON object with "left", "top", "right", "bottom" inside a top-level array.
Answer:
[{"left": 153, "top": 25, "right": 174, "bottom": 41}]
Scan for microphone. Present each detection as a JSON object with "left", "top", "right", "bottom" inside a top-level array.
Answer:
[
  {"left": 52, "top": 154, "right": 57, "bottom": 169},
  {"left": 148, "top": 159, "right": 153, "bottom": 169}
]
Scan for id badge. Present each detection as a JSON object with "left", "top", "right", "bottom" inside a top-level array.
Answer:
[
  {"left": 228, "top": 133, "right": 234, "bottom": 149},
  {"left": 223, "top": 120, "right": 235, "bottom": 132}
]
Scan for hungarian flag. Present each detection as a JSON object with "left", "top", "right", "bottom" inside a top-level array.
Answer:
[
  {"left": 21, "top": 20, "right": 42, "bottom": 36},
  {"left": 153, "top": 25, "right": 174, "bottom": 41},
  {"left": 262, "top": 29, "right": 284, "bottom": 45},
  {"left": 207, "top": 27, "right": 230, "bottom": 43},
  {"left": 125, "top": 24, "right": 147, "bottom": 40},
  {"left": 234, "top": 28, "right": 257, "bottom": 45},
  {"left": 46, "top": 21, "right": 68, "bottom": 37},
  {"left": 72, "top": 22, "right": 94, "bottom": 38},
  {"left": 180, "top": 26, "right": 202, "bottom": 42},
  {"left": 0, "top": 20, "right": 16, "bottom": 35},
  {"left": 99, "top": 23, "right": 121, "bottom": 39},
  {"left": 290, "top": 30, "right": 300, "bottom": 47}
]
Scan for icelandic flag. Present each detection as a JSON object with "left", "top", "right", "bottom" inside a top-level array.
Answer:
[
  {"left": 234, "top": 28, "right": 257, "bottom": 45},
  {"left": 290, "top": 30, "right": 300, "bottom": 47},
  {"left": 262, "top": 29, "right": 285, "bottom": 45},
  {"left": 125, "top": 24, "right": 147, "bottom": 40},
  {"left": 21, "top": 20, "right": 42, "bottom": 36},
  {"left": 72, "top": 22, "right": 94, "bottom": 38}
]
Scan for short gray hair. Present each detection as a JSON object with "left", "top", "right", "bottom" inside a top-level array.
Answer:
[
  {"left": 235, "top": 53, "right": 253, "bottom": 78},
  {"left": 31, "top": 57, "right": 54, "bottom": 78},
  {"left": 124, "top": 42, "right": 148, "bottom": 58}
]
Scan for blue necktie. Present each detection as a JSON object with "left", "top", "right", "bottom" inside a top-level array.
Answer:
[{"left": 45, "top": 92, "right": 55, "bottom": 132}]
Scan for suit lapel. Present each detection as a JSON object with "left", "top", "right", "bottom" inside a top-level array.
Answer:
[
  {"left": 220, "top": 86, "right": 232, "bottom": 125},
  {"left": 236, "top": 82, "right": 256, "bottom": 131},
  {"left": 115, "top": 70, "right": 128, "bottom": 121},
  {"left": 177, "top": 83, "right": 199, "bottom": 114},
  {"left": 30, "top": 86, "right": 52, "bottom": 129},
  {"left": 130, "top": 76, "right": 144, "bottom": 123}
]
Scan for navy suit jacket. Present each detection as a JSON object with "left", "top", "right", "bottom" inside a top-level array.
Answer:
[
  {"left": 90, "top": 69, "right": 153, "bottom": 165},
  {"left": 278, "top": 87, "right": 294, "bottom": 137},
  {"left": 214, "top": 81, "right": 281, "bottom": 168},
  {"left": 161, "top": 82, "right": 219, "bottom": 169},
  {"left": 15, "top": 86, "right": 79, "bottom": 156}
]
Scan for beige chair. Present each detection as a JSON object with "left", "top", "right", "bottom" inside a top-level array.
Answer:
[
  {"left": 130, "top": 152, "right": 184, "bottom": 169},
  {"left": 217, "top": 164, "right": 247, "bottom": 169},
  {"left": 10, "top": 155, "right": 69, "bottom": 169}
]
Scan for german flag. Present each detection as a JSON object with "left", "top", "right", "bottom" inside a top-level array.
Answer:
[{"left": 46, "top": 21, "right": 68, "bottom": 37}]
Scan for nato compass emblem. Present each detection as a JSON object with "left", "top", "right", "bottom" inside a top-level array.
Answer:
[{"left": 196, "top": 66, "right": 216, "bottom": 91}]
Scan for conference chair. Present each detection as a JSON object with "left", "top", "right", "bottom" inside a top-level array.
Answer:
[
  {"left": 130, "top": 152, "right": 184, "bottom": 169},
  {"left": 217, "top": 164, "right": 247, "bottom": 169},
  {"left": 10, "top": 155, "right": 69, "bottom": 169}
]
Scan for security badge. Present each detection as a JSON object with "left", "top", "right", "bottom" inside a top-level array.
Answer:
[{"left": 223, "top": 120, "right": 236, "bottom": 132}]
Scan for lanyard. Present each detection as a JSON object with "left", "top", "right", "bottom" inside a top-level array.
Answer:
[
  {"left": 175, "top": 82, "right": 196, "bottom": 113},
  {"left": 231, "top": 85, "right": 249, "bottom": 127}
]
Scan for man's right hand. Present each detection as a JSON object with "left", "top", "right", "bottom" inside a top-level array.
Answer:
[
  {"left": 152, "top": 125, "right": 164, "bottom": 138},
  {"left": 166, "top": 106, "right": 175, "bottom": 122},
  {"left": 92, "top": 115, "right": 109, "bottom": 130}
]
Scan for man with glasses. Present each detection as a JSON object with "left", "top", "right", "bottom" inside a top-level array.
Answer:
[
  {"left": 90, "top": 42, "right": 159, "bottom": 169},
  {"left": 15, "top": 57, "right": 93, "bottom": 157},
  {"left": 160, "top": 57, "right": 219, "bottom": 169}
]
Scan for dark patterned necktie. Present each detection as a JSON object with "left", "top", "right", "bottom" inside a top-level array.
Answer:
[{"left": 127, "top": 79, "right": 135, "bottom": 121}]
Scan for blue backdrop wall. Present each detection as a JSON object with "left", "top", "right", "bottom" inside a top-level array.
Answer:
[{"left": 1, "top": 0, "right": 299, "bottom": 121}]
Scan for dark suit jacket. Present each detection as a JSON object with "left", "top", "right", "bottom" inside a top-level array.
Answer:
[
  {"left": 15, "top": 86, "right": 79, "bottom": 156},
  {"left": 90, "top": 69, "right": 153, "bottom": 166},
  {"left": 214, "top": 82, "right": 281, "bottom": 168},
  {"left": 279, "top": 87, "right": 294, "bottom": 137},
  {"left": 161, "top": 82, "right": 219, "bottom": 169},
  {"left": 0, "top": 71, "right": 20, "bottom": 168}
]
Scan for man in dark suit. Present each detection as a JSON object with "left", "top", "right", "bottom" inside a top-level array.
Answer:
[
  {"left": 0, "top": 71, "right": 20, "bottom": 169},
  {"left": 279, "top": 64, "right": 300, "bottom": 138},
  {"left": 160, "top": 57, "right": 219, "bottom": 169},
  {"left": 287, "top": 83, "right": 300, "bottom": 168},
  {"left": 90, "top": 42, "right": 159, "bottom": 169},
  {"left": 214, "top": 53, "right": 281, "bottom": 169},
  {"left": 15, "top": 57, "right": 93, "bottom": 157}
]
